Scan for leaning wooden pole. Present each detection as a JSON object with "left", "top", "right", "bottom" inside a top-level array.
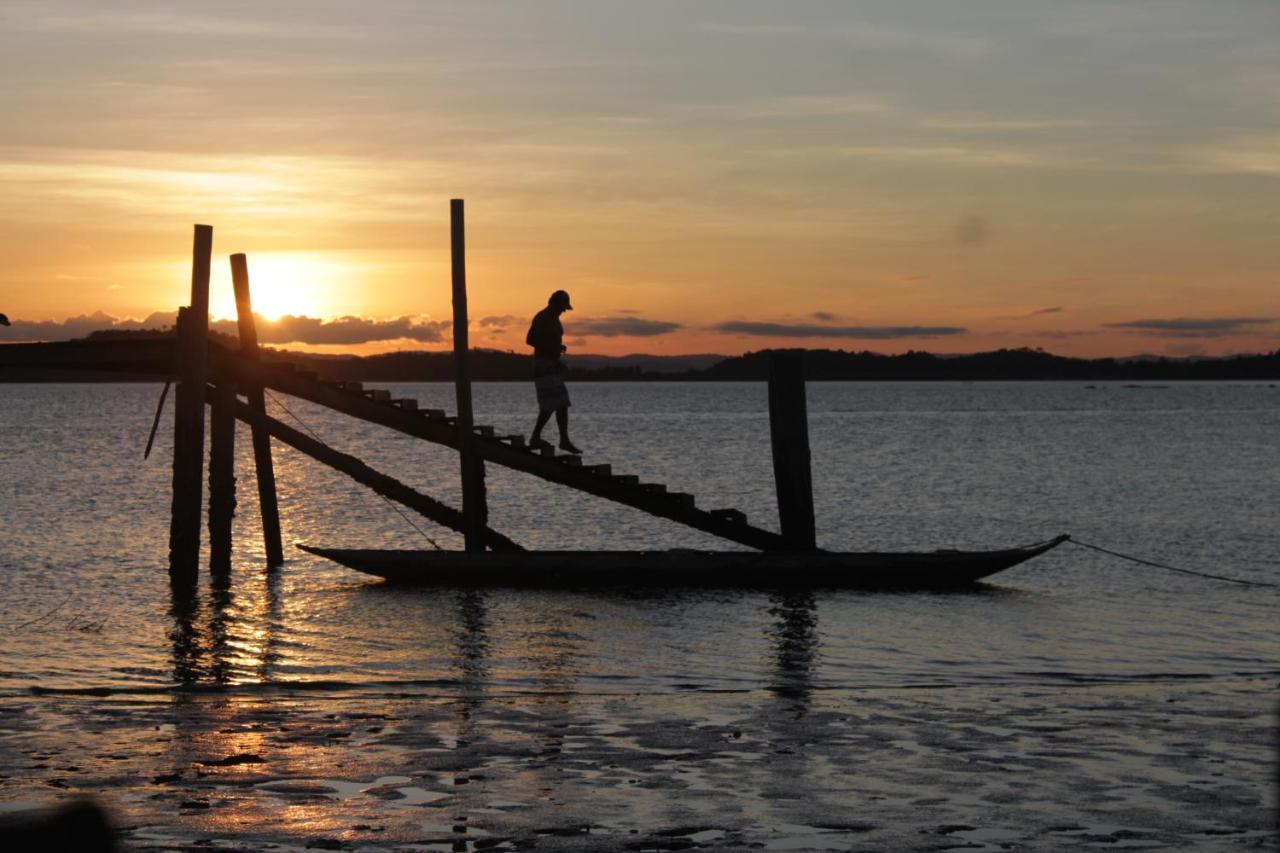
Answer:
[
  {"left": 208, "top": 380, "right": 237, "bottom": 578},
  {"left": 168, "top": 224, "right": 213, "bottom": 586},
  {"left": 223, "top": 396, "right": 521, "bottom": 552},
  {"left": 767, "top": 351, "right": 817, "bottom": 551},
  {"left": 230, "top": 253, "right": 285, "bottom": 567},
  {"left": 450, "top": 199, "right": 489, "bottom": 551}
]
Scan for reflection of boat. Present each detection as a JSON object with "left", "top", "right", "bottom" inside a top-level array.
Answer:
[{"left": 298, "top": 535, "right": 1069, "bottom": 588}]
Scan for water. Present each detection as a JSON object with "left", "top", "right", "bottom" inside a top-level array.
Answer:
[{"left": 1, "top": 380, "right": 1276, "bottom": 697}]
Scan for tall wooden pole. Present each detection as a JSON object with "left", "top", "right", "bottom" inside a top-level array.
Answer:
[
  {"left": 767, "top": 351, "right": 816, "bottom": 551},
  {"left": 168, "top": 224, "right": 213, "bottom": 587},
  {"left": 451, "top": 199, "right": 488, "bottom": 551},
  {"left": 208, "top": 379, "right": 237, "bottom": 579},
  {"left": 231, "top": 253, "right": 284, "bottom": 567}
]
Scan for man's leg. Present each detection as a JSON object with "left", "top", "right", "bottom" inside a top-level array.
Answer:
[
  {"left": 531, "top": 409, "right": 553, "bottom": 445},
  {"left": 555, "top": 406, "right": 581, "bottom": 453}
]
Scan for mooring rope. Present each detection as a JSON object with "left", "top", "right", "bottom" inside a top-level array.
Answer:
[
  {"left": 1066, "top": 538, "right": 1279, "bottom": 589},
  {"left": 262, "top": 389, "right": 444, "bottom": 550}
]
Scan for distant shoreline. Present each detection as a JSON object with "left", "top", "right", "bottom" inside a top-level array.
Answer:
[{"left": 2, "top": 333, "right": 1277, "bottom": 382}]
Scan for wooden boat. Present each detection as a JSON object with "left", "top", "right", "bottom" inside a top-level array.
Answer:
[{"left": 298, "top": 535, "right": 1069, "bottom": 589}]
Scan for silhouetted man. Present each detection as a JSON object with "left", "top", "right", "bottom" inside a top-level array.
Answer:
[{"left": 526, "top": 290, "right": 581, "bottom": 453}]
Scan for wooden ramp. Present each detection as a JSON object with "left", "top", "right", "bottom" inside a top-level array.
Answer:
[{"left": 213, "top": 347, "right": 790, "bottom": 552}]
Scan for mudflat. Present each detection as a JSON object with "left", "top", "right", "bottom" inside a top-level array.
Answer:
[{"left": 1, "top": 678, "right": 1274, "bottom": 851}]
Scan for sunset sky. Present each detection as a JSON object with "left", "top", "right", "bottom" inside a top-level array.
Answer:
[{"left": 1, "top": 1, "right": 1276, "bottom": 356}]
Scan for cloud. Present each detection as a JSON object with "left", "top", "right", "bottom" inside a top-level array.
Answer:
[
  {"left": 571, "top": 317, "right": 682, "bottom": 337},
  {"left": 0, "top": 309, "right": 449, "bottom": 345},
  {"left": 248, "top": 315, "right": 449, "bottom": 345},
  {"left": 810, "top": 311, "right": 839, "bottom": 321},
  {"left": 478, "top": 315, "right": 518, "bottom": 328},
  {"left": 713, "top": 321, "right": 967, "bottom": 339},
  {"left": 1028, "top": 306, "right": 1064, "bottom": 316},
  {"left": 0, "top": 310, "right": 176, "bottom": 341},
  {"left": 1103, "top": 317, "right": 1275, "bottom": 338},
  {"left": 955, "top": 213, "right": 989, "bottom": 247}
]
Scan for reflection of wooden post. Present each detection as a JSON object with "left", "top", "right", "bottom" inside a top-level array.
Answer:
[
  {"left": 768, "top": 351, "right": 816, "bottom": 551},
  {"left": 451, "top": 199, "right": 488, "bottom": 551},
  {"left": 168, "top": 224, "right": 213, "bottom": 586},
  {"left": 231, "top": 253, "right": 284, "bottom": 567},
  {"left": 208, "top": 380, "right": 237, "bottom": 578}
]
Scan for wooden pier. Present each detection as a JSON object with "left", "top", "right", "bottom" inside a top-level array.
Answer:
[
  {"left": 0, "top": 204, "right": 815, "bottom": 588},
  {"left": 0, "top": 206, "right": 1072, "bottom": 589}
]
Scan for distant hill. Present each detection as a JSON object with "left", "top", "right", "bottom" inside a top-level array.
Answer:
[
  {"left": 268, "top": 345, "right": 1280, "bottom": 382},
  {"left": 5, "top": 334, "right": 1278, "bottom": 381},
  {"left": 693, "top": 348, "right": 1280, "bottom": 381}
]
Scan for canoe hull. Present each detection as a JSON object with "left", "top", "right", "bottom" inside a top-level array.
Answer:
[{"left": 297, "top": 536, "right": 1069, "bottom": 589}]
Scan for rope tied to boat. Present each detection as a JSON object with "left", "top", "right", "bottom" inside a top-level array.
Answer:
[{"left": 1066, "top": 538, "right": 1279, "bottom": 589}]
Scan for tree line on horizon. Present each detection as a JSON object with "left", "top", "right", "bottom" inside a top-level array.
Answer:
[{"left": 69, "top": 328, "right": 1280, "bottom": 381}]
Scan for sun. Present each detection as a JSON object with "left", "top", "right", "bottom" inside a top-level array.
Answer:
[{"left": 208, "top": 252, "right": 348, "bottom": 322}]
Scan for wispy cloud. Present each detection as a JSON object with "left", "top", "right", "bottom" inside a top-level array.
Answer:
[
  {"left": 1183, "top": 134, "right": 1280, "bottom": 177},
  {"left": 1103, "top": 317, "right": 1275, "bottom": 338},
  {"left": 572, "top": 317, "right": 682, "bottom": 337},
  {"left": 478, "top": 315, "right": 519, "bottom": 328},
  {"left": 1027, "top": 306, "right": 1064, "bottom": 317},
  {"left": 713, "top": 321, "right": 967, "bottom": 339}
]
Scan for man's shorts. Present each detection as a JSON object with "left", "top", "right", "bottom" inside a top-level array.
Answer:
[{"left": 533, "top": 357, "right": 570, "bottom": 413}]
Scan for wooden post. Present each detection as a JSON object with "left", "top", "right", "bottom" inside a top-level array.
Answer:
[
  {"left": 208, "top": 380, "right": 237, "bottom": 578},
  {"left": 231, "top": 253, "right": 284, "bottom": 567},
  {"left": 768, "top": 351, "right": 816, "bottom": 551},
  {"left": 451, "top": 199, "right": 488, "bottom": 551},
  {"left": 168, "top": 224, "right": 213, "bottom": 586}
]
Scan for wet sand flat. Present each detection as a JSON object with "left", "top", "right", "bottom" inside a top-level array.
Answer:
[{"left": 0, "top": 678, "right": 1274, "bottom": 851}]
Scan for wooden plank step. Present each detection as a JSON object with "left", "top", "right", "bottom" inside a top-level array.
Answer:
[
  {"left": 638, "top": 483, "right": 666, "bottom": 495},
  {"left": 557, "top": 455, "right": 583, "bottom": 467},
  {"left": 473, "top": 425, "right": 494, "bottom": 438},
  {"left": 667, "top": 492, "right": 695, "bottom": 510},
  {"left": 422, "top": 409, "right": 448, "bottom": 421},
  {"left": 584, "top": 464, "right": 611, "bottom": 477},
  {"left": 536, "top": 444, "right": 556, "bottom": 457},
  {"left": 710, "top": 508, "right": 747, "bottom": 525},
  {"left": 342, "top": 381, "right": 363, "bottom": 393},
  {"left": 501, "top": 434, "right": 526, "bottom": 448},
  {"left": 364, "top": 389, "right": 391, "bottom": 402},
  {"left": 393, "top": 399, "right": 418, "bottom": 410},
  {"left": 610, "top": 474, "right": 639, "bottom": 485}
]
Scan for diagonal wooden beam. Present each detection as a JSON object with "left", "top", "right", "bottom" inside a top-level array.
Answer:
[{"left": 220, "top": 393, "right": 522, "bottom": 553}]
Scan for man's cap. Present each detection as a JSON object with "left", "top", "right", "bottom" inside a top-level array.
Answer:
[{"left": 549, "top": 290, "right": 573, "bottom": 310}]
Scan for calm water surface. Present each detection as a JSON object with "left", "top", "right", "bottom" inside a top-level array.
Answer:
[{"left": 1, "top": 381, "right": 1277, "bottom": 696}]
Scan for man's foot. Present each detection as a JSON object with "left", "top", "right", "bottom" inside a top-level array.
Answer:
[
  {"left": 530, "top": 435, "right": 553, "bottom": 451},
  {"left": 558, "top": 439, "right": 583, "bottom": 454}
]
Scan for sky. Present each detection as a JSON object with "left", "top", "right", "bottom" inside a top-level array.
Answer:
[{"left": 1, "top": 0, "right": 1276, "bottom": 357}]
